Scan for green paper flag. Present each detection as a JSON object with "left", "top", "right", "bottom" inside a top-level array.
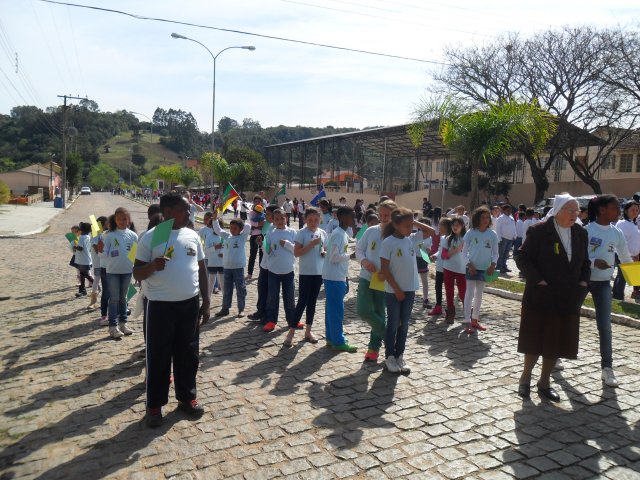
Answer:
[
  {"left": 65, "top": 232, "right": 77, "bottom": 243},
  {"left": 150, "top": 218, "right": 174, "bottom": 249},
  {"left": 270, "top": 185, "right": 286, "bottom": 205},
  {"left": 127, "top": 284, "right": 137, "bottom": 301},
  {"left": 419, "top": 245, "right": 431, "bottom": 264},
  {"left": 355, "top": 224, "right": 368, "bottom": 240},
  {"left": 485, "top": 270, "right": 500, "bottom": 283},
  {"left": 261, "top": 221, "right": 271, "bottom": 236}
]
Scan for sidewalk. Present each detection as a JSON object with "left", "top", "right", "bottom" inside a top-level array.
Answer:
[{"left": 0, "top": 202, "right": 62, "bottom": 237}]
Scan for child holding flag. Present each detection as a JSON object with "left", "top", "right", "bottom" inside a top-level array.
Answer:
[
  {"left": 248, "top": 205, "right": 277, "bottom": 324},
  {"left": 134, "top": 193, "right": 209, "bottom": 428},
  {"left": 204, "top": 218, "right": 225, "bottom": 299},
  {"left": 211, "top": 210, "right": 252, "bottom": 318}
]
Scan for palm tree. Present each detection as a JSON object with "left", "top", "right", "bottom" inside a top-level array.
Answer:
[{"left": 410, "top": 98, "right": 556, "bottom": 209}]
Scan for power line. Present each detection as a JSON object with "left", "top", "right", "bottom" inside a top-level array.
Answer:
[{"left": 36, "top": 0, "right": 450, "bottom": 65}]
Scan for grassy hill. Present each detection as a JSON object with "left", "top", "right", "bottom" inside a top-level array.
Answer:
[{"left": 100, "top": 131, "right": 184, "bottom": 172}]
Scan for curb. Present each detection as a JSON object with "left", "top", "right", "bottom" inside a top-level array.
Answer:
[{"left": 485, "top": 287, "right": 640, "bottom": 329}]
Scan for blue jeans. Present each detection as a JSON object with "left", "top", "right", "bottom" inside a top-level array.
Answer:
[
  {"left": 222, "top": 268, "right": 246, "bottom": 311},
  {"left": 513, "top": 236, "right": 523, "bottom": 253},
  {"left": 497, "top": 239, "right": 513, "bottom": 271},
  {"left": 107, "top": 273, "right": 132, "bottom": 326},
  {"left": 612, "top": 257, "right": 626, "bottom": 300},
  {"left": 324, "top": 280, "right": 347, "bottom": 346},
  {"left": 385, "top": 291, "right": 415, "bottom": 359},
  {"left": 266, "top": 271, "right": 295, "bottom": 326},
  {"left": 589, "top": 280, "right": 613, "bottom": 369}
]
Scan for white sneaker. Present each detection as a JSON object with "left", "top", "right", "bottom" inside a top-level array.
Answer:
[
  {"left": 120, "top": 324, "right": 133, "bottom": 335},
  {"left": 385, "top": 356, "right": 400, "bottom": 373},
  {"left": 109, "top": 326, "right": 124, "bottom": 339},
  {"left": 99, "top": 317, "right": 109, "bottom": 326},
  {"left": 396, "top": 355, "right": 411, "bottom": 374},
  {"left": 554, "top": 359, "right": 565, "bottom": 371},
  {"left": 602, "top": 368, "right": 619, "bottom": 387}
]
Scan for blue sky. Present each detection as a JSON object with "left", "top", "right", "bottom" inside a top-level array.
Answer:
[{"left": 1, "top": 0, "right": 638, "bottom": 131}]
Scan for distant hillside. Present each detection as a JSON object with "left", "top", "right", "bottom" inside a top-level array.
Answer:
[{"left": 100, "top": 130, "right": 184, "bottom": 171}]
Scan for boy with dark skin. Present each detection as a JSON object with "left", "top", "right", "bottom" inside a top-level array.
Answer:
[{"left": 134, "top": 194, "right": 209, "bottom": 427}]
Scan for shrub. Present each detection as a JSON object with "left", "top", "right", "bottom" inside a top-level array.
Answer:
[{"left": 0, "top": 180, "right": 10, "bottom": 204}]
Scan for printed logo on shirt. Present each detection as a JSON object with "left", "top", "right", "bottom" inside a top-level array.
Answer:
[
  {"left": 232, "top": 242, "right": 239, "bottom": 249},
  {"left": 484, "top": 240, "right": 492, "bottom": 249},
  {"left": 186, "top": 246, "right": 196, "bottom": 256},
  {"left": 114, "top": 239, "right": 120, "bottom": 247},
  {"left": 396, "top": 248, "right": 403, "bottom": 257},
  {"left": 607, "top": 242, "right": 615, "bottom": 253},
  {"left": 410, "top": 248, "right": 415, "bottom": 257},
  {"left": 343, "top": 244, "right": 348, "bottom": 253},
  {"left": 589, "top": 236, "right": 603, "bottom": 253},
  {"left": 370, "top": 241, "right": 377, "bottom": 251},
  {"left": 111, "top": 250, "right": 119, "bottom": 257}
]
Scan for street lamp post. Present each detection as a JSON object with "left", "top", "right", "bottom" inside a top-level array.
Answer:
[{"left": 171, "top": 33, "right": 255, "bottom": 205}]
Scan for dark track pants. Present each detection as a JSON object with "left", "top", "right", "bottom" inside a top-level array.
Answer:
[{"left": 146, "top": 295, "right": 200, "bottom": 409}]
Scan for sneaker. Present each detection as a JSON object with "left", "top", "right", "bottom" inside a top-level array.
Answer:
[
  {"left": 554, "top": 359, "right": 565, "bottom": 371},
  {"left": 385, "top": 356, "right": 400, "bottom": 373},
  {"left": 120, "top": 324, "right": 133, "bottom": 335},
  {"left": 178, "top": 399, "right": 205, "bottom": 417},
  {"left": 99, "top": 316, "right": 109, "bottom": 326},
  {"left": 471, "top": 319, "right": 486, "bottom": 331},
  {"left": 75, "top": 290, "right": 87, "bottom": 298},
  {"left": 463, "top": 323, "right": 475, "bottom": 334},
  {"left": 422, "top": 299, "right": 433, "bottom": 309},
  {"left": 396, "top": 355, "right": 411, "bottom": 374},
  {"left": 109, "top": 326, "right": 124, "bottom": 339},
  {"left": 215, "top": 308, "right": 230, "bottom": 318},
  {"left": 236, "top": 310, "right": 245, "bottom": 318},
  {"left": 428, "top": 305, "right": 443, "bottom": 316},
  {"left": 247, "top": 311, "right": 262, "bottom": 321},
  {"left": 145, "top": 407, "right": 163, "bottom": 428},
  {"left": 330, "top": 342, "right": 358, "bottom": 353},
  {"left": 263, "top": 321, "right": 276, "bottom": 332},
  {"left": 364, "top": 349, "right": 379, "bottom": 362},
  {"left": 602, "top": 368, "right": 619, "bottom": 387}
]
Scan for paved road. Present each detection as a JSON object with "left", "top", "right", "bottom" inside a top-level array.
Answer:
[{"left": 1, "top": 193, "right": 639, "bottom": 479}]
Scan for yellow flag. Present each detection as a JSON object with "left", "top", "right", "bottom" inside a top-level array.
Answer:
[
  {"left": 89, "top": 215, "right": 101, "bottom": 237},
  {"left": 127, "top": 242, "right": 138, "bottom": 263},
  {"left": 369, "top": 272, "right": 385, "bottom": 291}
]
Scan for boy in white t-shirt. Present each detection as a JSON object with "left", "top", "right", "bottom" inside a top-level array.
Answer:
[{"left": 134, "top": 193, "right": 209, "bottom": 428}]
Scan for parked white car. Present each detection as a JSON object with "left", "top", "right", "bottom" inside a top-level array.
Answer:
[{"left": 81, "top": 186, "right": 91, "bottom": 195}]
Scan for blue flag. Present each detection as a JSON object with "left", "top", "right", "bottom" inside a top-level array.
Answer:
[{"left": 310, "top": 189, "right": 326, "bottom": 207}]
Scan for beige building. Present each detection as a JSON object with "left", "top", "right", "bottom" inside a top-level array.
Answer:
[{"left": 0, "top": 163, "right": 61, "bottom": 200}]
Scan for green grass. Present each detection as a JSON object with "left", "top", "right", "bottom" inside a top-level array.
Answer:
[
  {"left": 489, "top": 277, "right": 640, "bottom": 320},
  {"left": 100, "top": 131, "right": 183, "bottom": 172}
]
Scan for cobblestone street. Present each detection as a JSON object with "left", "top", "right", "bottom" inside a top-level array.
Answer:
[{"left": 1, "top": 193, "right": 639, "bottom": 479}]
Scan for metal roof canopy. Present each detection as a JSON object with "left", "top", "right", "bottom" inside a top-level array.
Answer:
[{"left": 264, "top": 123, "right": 449, "bottom": 159}]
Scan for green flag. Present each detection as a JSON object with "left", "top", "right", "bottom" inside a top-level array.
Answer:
[
  {"left": 65, "top": 232, "right": 77, "bottom": 243},
  {"left": 150, "top": 218, "right": 174, "bottom": 249},
  {"left": 270, "top": 185, "right": 286, "bottom": 205},
  {"left": 127, "top": 284, "right": 137, "bottom": 301},
  {"left": 419, "top": 245, "right": 432, "bottom": 264},
  {"left": 355, "top": 224, "right": 368, "bottom": 240}
]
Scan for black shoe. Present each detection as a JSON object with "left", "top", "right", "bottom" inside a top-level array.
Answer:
[
  {"left": 215, "top": 308, "right": 229, "bottom": 318},
  {"left": 537, "top": 384, "right": 560, "bottom": 402},
  {"left": 75, "top": 290, "right": 87, "bottom": 297},
  {"left": 145, "top": 408, "right": 163, "bottom": 428},
  {"left": 517, "top": 383, "right": 531, "bottom": 398},
  {"left": 178, "top": 400, "right": 205, "bottom": 417},
  {"left": 247, "top": 311, "right": 263, "bottom": 321}
]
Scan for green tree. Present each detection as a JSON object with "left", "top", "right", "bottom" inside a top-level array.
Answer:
[
  {"left": 66, "top": 153, "right": 85, "bottom": 192},
  {"left": 88, "top": 162, "right": 119, "bottom": 190},
  {"left": 0, "top": 180, "right": 10, "bottom": 203},
  {"left": 155, "top": 165, "right": 182, "bottom": 189},
  {"left": 179, "top": 167, "right": 201, "bottom": 189},
  {"left": 411, "top": 98, "right": 555, "bottom": 209}
]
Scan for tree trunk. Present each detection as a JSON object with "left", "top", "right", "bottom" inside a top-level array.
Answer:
[{"left": 470, "top": 156, "right": 480, "bottom": 210}]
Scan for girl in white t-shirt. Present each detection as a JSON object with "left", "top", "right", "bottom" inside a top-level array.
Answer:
[
  {"left": 442, "top": 217, "right": 467, "bottom": 324},
  {"left": 380, "top": 207, "right": 434, "bottom": 374}
]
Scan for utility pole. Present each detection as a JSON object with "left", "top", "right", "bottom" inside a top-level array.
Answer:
[{"left": 57, "top": 94, "right": 88, "bottom": 207}]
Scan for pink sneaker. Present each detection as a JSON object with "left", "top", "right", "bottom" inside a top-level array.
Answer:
[{"left": 428, "top": 305, "right": 443, "bottom": 316}]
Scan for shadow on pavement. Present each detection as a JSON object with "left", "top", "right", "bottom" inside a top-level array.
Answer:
[{"left": 505, "top": 372, "right": 640, "bottom": 477}]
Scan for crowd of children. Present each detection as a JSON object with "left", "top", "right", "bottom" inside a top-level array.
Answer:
[{"left": 67, "top": 191, "right": 637, "bottom": 425}]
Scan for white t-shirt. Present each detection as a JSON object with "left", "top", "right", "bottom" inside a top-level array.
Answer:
[
  {"left": 90, "top": 235, "right": 101, "bottom": 268},
  {"left": 103, "top": 228, "right": 138, "bottom": 274},
  {"left": 319, "top": 212, "right": 333, "bottom": 232},
  {"left": 204, "top": 231, "right": 225, "bottom": 268},
  {"left": 355, "top": 225, "right": 383, "bottom": 281},
  {"left": 266, "top": 227, "right": 296, "bottom": 274},
  {"left": 442, "top": 235, "right": 466, "bottom": 274},
  {"left": 295, "top": 227, "right": 327, "bottom": 276},
  {"left": 322, "top": 226, "right": 350, "bottom": 281},
  {"left": 75, "top": 234, "right": 92, "bottom": 266},
  {"left": 136, "top": 227, "right": 204, "bottom": 302},
  {"left": 380, "top": 232, "right": 423, "bottom": 293},
  {"left": 212, "top": 222, "right": 251, "bottom": 269}
]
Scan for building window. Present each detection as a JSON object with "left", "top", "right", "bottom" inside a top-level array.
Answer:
[
  {"left": 436, "top": 161, "right": 443, "bottom": 172},
  {"left": 603, "top": 155, "right": 616, "bottom": 170},
  {"left": 620, "top": 154, "right": 633, "bottom": 173},
  {"left": 512, "top": 158, "right": 525, "bottom": 184}
]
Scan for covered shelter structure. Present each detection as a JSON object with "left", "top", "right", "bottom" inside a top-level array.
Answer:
[{"left": 264, "top": 122, "right": 450, "bottom": 195}]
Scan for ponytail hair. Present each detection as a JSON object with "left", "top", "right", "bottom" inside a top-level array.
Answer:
[
  {"left": 382, "top": 207, "right": 413, "bottom": 238},
  {"left": 587, "top": 194, "right": 618, "bottom": 222}
]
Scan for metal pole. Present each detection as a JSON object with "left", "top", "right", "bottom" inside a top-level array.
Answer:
[{"left": 380, "top": 137, "right": 388, "bottom": 195}]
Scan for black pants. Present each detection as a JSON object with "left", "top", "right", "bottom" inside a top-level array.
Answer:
[
  {"left": 255, "top": 266, "right": 269, "bottom": 319},
  {"left": 100, "top": 268, "right": 109, "bottom": 316},
  {"left": 286, "top": 213, "right": 291, "bottom": 226},
  {"left": 294, "top": 274, "right": 323, "bottom": 326},
  {"left": 435, "top": 270, "right": 444, "bottom": 306},
  {"left": 146, "top": 296, "right": 200, "bottom": 409},
  {"left": 77, "top": 264, "right": 93, "bottom": 292},
  {"left": 247, "top": 235, "right": 262, "bottom": 276}
]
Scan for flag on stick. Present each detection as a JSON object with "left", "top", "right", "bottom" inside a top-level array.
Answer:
[
  {"left": 218, "top": 183, "right": 239, "bottom": 213},
  {"left": 271, "top": 184, "right": 286, "bottom": 205},
  {"left": 150, "top": 218, "right": 174, "bottom": 249},
  {"left": 309, "top": 189, "right": 326, "bottom": 207}
]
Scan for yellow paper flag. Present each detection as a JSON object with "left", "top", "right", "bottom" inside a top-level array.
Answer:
[
  {"left": 369, "top": 272, "right": 385, "bottom": 291},
  {"left": 89, "top": 215, "right": 101, "bottom": 237},
  {"left": 127, "top": 242, "right": 138, "bottom": 263}
]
